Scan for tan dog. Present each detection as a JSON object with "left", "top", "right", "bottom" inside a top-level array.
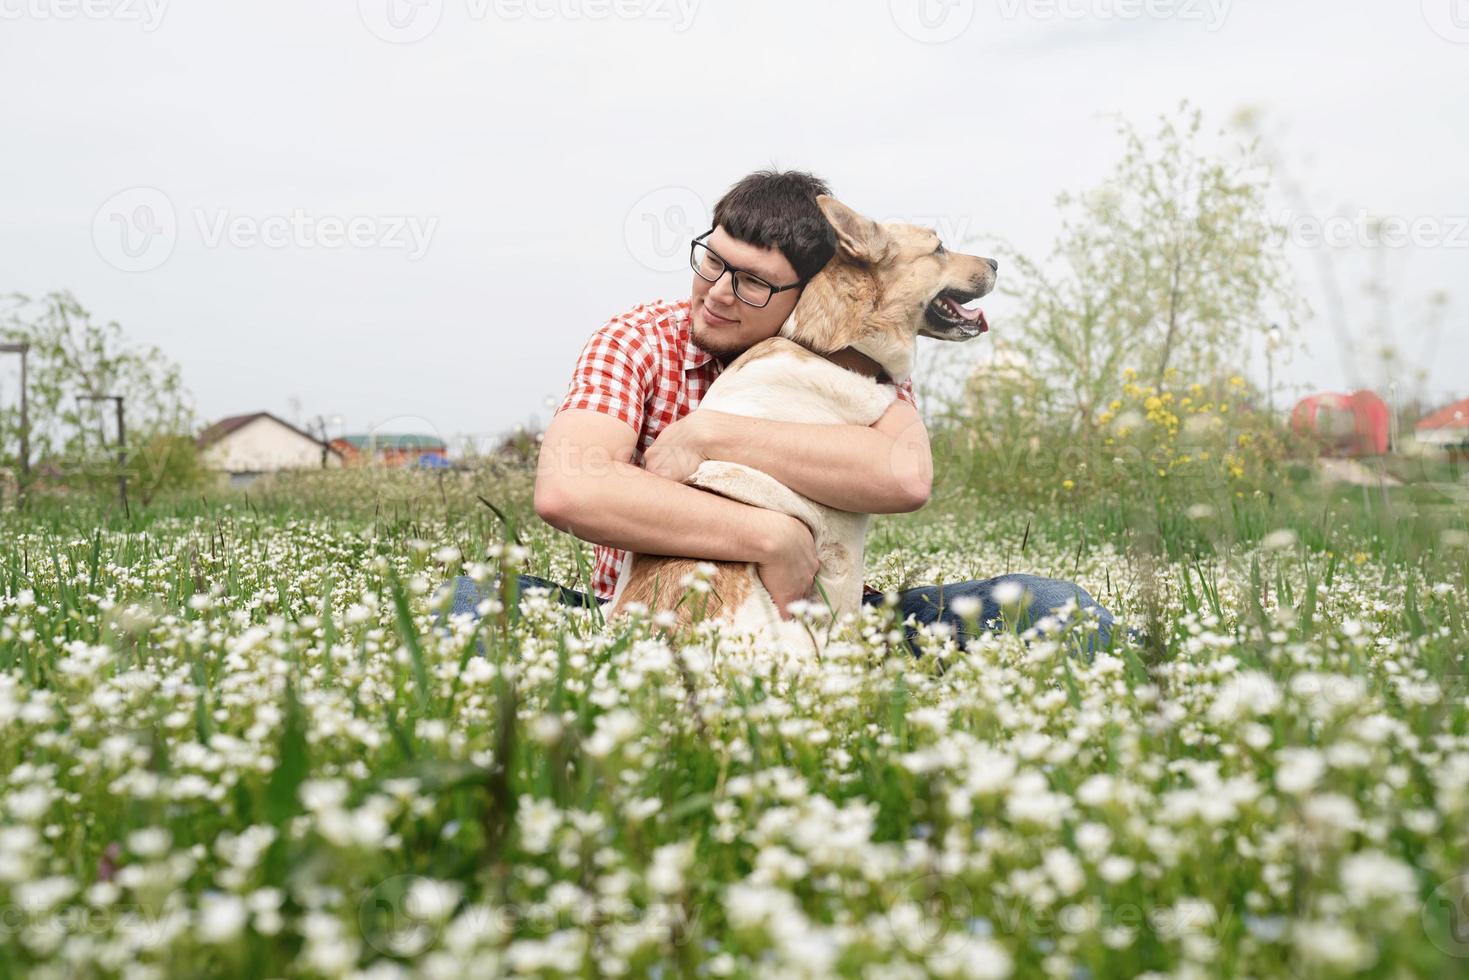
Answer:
[{"left": 608, "top": 196, "right": 996, "bottom": 649}]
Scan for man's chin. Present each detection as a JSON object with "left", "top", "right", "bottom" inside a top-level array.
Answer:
[{"left": 690, "top": 326, "right": 744, "bottom": 364}]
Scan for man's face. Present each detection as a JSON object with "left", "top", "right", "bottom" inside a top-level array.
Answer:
[{"left": 689, "top": 226, "right": 803, "bottom": 363}]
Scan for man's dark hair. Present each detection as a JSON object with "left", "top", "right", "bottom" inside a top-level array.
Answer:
[{"left": 712, "top": 169, "right": 835, "bottom": 283}]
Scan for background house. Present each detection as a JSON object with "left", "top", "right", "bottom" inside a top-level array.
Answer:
[
  {"left": 330, "top": 433, "right": 448, "bottom": 468},
  {"left": 1415, "top": 396, "right": 1469, "bottom": 454},
  {"left": 197, "top": 412, "right": 342, "bottom": 484}
]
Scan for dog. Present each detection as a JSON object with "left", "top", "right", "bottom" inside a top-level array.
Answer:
[{"left": 607, "top": 195, "right": 996, "bottom": 650}]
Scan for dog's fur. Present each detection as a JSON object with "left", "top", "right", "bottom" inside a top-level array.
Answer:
[{"left": 608, "top": 196, "right": 995, "bottom": 650}]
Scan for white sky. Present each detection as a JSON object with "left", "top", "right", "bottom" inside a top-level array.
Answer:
[{"left": 2, "top": 0, "right": 1465, "bottom": 449}]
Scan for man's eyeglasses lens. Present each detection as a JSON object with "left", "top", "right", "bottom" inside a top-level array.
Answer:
[{"left": 690, "top": 240, "right": 776, "bottom": 307}]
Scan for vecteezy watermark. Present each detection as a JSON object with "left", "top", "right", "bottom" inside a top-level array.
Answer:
[
  {"left": 92, "top": 186, "right": 438, "bottom": 272},
  {"left": 891, "top": 0, "right": 1230, "bottom": 43},
  {"left": 624, "top": 187, "right": 709, "bottom": 273},
  {"left": 354, "top": 415, "right": 449, "bottom": 503},
  {"left": 889, "top": 0, "right": 976, "bottom": 43},
  {"left": 193, "top": 209, "right": 437, "bottom": 259},
  {"left": 1276, "top": 209, "right": 1469, "bottom": 250},
  {"left": 997, "top": 0, "right": 1232, "bottom": 30},
  {"left": 873, "top": 212, "right": 981, "bottom": 250},
  {"left": 888, "top": 871, "right": 1235, "bottom": 958},
  {"left": 0, "top": 0, "right": 168, "bottom": 31},
  {"left": 1421, "top": 0, "right": 1469, "bottom": 43},
  {"left": 482, "top": 0, "right": 700, "bottom": 29},
  {"left": 358, "top": 0, "right": 701, "bottom": 43},
  {"left": 358, "top": 874, "right": 705, "bottom": 955}
]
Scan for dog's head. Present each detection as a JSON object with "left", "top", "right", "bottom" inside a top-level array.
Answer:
[{"left": 780, "top": 195, "right": 996, "bottom": 383}]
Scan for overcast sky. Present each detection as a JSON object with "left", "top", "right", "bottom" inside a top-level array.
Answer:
[{"left": 2, "top": 0, "right": 1465, "bottom": 449}]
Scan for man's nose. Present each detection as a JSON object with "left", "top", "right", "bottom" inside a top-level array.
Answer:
[{"left": 708, "top": 270, "right": 739, "bottom": 305}]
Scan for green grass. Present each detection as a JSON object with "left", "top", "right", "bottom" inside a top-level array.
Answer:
[{"left": 0, "top": 464, "right": 1465, "bottom": 978}]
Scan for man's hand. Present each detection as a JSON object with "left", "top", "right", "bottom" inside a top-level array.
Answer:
[
  {"left": 755, "top": 512, "right": 820, "bottom": 620},
  {"left": 644, "top": 411, "right": 726, "bottom": 484}
]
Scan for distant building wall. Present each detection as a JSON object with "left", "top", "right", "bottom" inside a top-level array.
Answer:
[{"left": 203, "top": 417, "right": 341, "bottom": 472}]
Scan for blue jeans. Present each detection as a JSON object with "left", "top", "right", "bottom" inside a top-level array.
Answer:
[{"left": 439, "top": 571, "right": 1123, "bottom": 656}]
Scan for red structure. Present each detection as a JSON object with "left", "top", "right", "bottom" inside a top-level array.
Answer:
[{"left": 1290, "top": 390, "right": 1390, "bottom": 457}]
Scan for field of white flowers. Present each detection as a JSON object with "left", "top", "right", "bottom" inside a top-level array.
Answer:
[{"left": 1, "top": 469, "right": 1466, "bottom": 979}]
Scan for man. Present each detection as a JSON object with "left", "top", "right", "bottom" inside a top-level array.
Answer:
[{"left": 451, "top": 170, "right": 1119, "bottom": 651}]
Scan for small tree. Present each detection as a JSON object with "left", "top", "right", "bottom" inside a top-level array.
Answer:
[
  {"left": 1001, "top": 103, "right": 1302, "bottom": 429},
  {"left": 0, "top": 291, "right": 195, "bottom": 492}
]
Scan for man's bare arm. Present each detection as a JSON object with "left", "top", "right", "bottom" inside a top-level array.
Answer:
[
  {"left": 646, "top": 397, "right": 933, "bottom": 515},
  {"left": 533, "top": 410, "right": 820, "bottom": 611}
]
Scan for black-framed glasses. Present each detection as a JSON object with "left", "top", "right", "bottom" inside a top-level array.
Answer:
[{"left": 689, "top": 230, "right": 805, "bottom": 308}]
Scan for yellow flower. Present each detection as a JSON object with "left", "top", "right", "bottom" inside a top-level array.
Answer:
[
  {"left": 1353, "top": 552, "right": 1369, "bottom": 565},
  {"left": 1062, "top": 479, "right": 1075, "bottom": 490},
  {"left": 1123, "top": 368, "right": 1137, "bottom": 381},
  {"left": 1144, "top": 396, "right": 1163, "bottom": 412},
  {"left": 1108, "top": 399, "right": 1122, "bottom": 412},
  {"left": 1228, "top": 376, "right": 1246, "bottom": 387}
]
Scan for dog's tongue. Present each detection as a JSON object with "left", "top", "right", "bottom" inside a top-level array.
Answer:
[{"left": 945, "top": 297, "right": 988, "bottom": 331}]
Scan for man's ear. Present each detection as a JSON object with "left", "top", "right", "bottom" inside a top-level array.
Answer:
[{"left": 817, "top": 195, "right": 887, "bottom": 264}]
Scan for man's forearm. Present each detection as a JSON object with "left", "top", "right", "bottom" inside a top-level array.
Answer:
[
  {"left": 705, "top": 414, "right": 927, "bottom": 514},
  {"left": 539, "top": 462, "right": 781, "bottom": 566}
]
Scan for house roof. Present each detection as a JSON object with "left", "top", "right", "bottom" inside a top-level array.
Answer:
[
  {"left": 197, "top": 412, "right": 342, "bottom": 456},
  {"left": 334, "top": 433, "right": 447, "bottom": 451},
  {"left": 1416, "top": 397, "right": 1469, "bottom": 431}
]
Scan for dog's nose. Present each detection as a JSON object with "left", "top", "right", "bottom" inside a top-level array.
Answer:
[{"left": 986, "top": 257, "right": 999, "bottom": 272}]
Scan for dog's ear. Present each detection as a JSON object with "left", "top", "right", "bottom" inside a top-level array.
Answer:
[{"left": 818, "top": 195, "right": 887, "bottom": 264}]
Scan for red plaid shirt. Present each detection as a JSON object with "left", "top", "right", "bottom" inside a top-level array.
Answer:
[{"left": 555, "top": 297, "right": 916, "bottom": 600}]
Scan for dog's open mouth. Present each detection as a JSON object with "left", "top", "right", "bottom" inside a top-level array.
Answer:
[{"left": 925, "top": 289, "right": 989, "bottom": 336}]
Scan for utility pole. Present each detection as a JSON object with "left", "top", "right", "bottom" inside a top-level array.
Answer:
[
  {"left": 1265, "top": 323, "right": 1283, "bottom": 417},
  {"left": 78, "top": 393, "right": 128, "bottom": 518},
  {"left": 0, "top": 342, "right": 30, "bottom": 502}
]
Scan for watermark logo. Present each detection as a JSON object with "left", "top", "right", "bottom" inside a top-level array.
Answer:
[
  {"left": 358, "top": 874, "right": 457, "bottom": 956},
  {"left": 92, "top": 187, "right": 177, "bottom": 273},
  {"left": 357, "top": 0, "right": 444, "bottom": 43},
  {"left": 1422, "top": 0, "right": 1469, "bottom": 43},
  {"left": 0, "top": 0, "right": 169, "bottom": 31},
  {"left": 351, "top": 415, "right": 452, "bottom": 503},
  {"left": 624, "top": 186, "right": 709, "bottom": 273},
  {"left": 889, "top": 0, "right": 975, "bottom": 43},
  {"left": 91, "top": 187, "right": 439, "bottom": 272},
  {"left": 887, "top": 871, "right": 976, "bottom": 954},
  {"left": 1423, "top": 873, "right": 1469, "bottom": 957}
]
